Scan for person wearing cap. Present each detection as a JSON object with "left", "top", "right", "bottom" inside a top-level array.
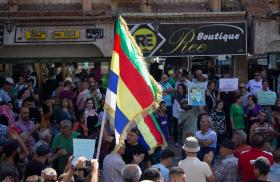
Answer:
[
  {"left": 0, "top": 78, "right": 14, "bottom": 102},
  {"left": 24, "top": 144, "right": 50, "bottom": 179},
  {"left": 123, "top": 128, "right": 151, "bottom": 168},
  {"left": 205, "top": 138, "right": 241, "bottom": 182},
  {"left": 239, "top": 133, "right": 273, "bottom": 182},
  {"left": 249, "top": 156, "right": 271, "bottom": 182},
  {"left": 178, "top": 136, "right": 215, "bottom": 182}
]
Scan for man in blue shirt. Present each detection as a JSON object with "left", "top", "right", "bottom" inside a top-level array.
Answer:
[
  {"left": 160, "top": 74, "right": 174, "bottom": 115},
  {"left": 152, "top": 149, "right": 175, "bottom": 182},
  {"left": 0, "top": 78, "right": 14, "bottom": 102},
  {"left": 269, "top": 148, "right": 280, "bottom": 182},
  {"left": 195, "top": 113, "right": 217, "bottom": 163}
]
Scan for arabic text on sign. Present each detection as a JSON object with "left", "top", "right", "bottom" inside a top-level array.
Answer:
[
  {"left": 25, "top": 31, "right": 47, "bottom": 40},
  {"left": 52, "top": 30, "right": 80, "bottom": 39}
]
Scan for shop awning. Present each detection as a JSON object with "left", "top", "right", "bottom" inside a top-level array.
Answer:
[{"left": 0, "top": 44, "right": 106, "bottom": 63}]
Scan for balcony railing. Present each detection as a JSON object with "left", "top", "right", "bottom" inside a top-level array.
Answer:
[{"left": 17, "top": 3, "right": 82, "bottom": 11}]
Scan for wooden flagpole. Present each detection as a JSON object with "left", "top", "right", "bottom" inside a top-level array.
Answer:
[{"left": 96, "top": 110, "right": 106, "bottom": 160}]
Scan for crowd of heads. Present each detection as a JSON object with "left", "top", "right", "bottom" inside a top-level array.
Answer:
[{"left": 0, "top": 66, "right": 280, "bottom": 182}]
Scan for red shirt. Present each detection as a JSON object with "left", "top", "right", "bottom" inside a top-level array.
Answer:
[
  {"left": 234, "top": 144, "right": 252, "bottom": 158},
  {"left": 238, "top": 148, "right": 273, "bottom": 182}
]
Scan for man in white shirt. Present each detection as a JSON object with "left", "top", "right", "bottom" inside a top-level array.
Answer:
[
  {"left": 246, "top": 71, "right": 262, "bottom": 95},
  {"left": 178, "top": 136, "right": 215, "bottom": 182}
]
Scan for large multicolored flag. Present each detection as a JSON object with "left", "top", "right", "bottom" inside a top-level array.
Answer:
[
  {"left": 104, "top": 16, "right": 162, "bottom": 149},
  {"left": 136, "top": 113, "right": 167, "bottom": 154}
]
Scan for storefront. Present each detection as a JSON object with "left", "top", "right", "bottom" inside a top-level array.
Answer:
[
  {"left": 0, "top": 23, "right": 114, "bottom": 92},
  {"left": 129, "top": 22, "right": 247, "bottom": 81}
]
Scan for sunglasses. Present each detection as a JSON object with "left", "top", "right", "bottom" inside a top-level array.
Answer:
[
  {"left": 255, "top": 74, "right": 260, "bottom": 76},
  {"left": 239, "top": 87, "right": 245, "bottom": 89}
]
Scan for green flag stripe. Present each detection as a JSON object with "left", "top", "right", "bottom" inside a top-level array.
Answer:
[{"left": 116, "top": 17, "right": 157, "bottom": 98}]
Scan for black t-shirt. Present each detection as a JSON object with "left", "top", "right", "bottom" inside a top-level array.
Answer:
[
  {"left": 122, "top": 140, "right": 150, "bottom": 164},
  {"left": 24, "top": 159, "right": 46, "bottom": 179}
]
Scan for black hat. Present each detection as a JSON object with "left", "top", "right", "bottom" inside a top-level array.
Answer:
[
  {"left": 221, "top": 138, "right": 235, "bottom": 150},
  {"left": 36, "top": 144, "right": 50, "bottom": 156}
]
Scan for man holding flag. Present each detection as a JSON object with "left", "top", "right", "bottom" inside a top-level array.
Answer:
[{"left": 100, "top": 14, "right": 164, "bottom": 159}]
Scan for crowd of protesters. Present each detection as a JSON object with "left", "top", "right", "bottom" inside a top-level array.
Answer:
[{"left": 0, "top": 66, "right": 280, "bottom": 182}]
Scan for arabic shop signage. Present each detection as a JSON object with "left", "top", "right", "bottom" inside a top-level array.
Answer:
[
  {"left": 129, "top": 22, "right": 247, "bottom": 57},
  {"left": 15, "top": 26, "right": 104, "bottom": 43},
  {"left": 0, "top": 25, "right": 4, "bottom": 46}
]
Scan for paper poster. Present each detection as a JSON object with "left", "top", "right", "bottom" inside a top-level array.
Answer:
[
  {"left": 72, "top": 139, "right": 96, "bottom": 165},
  {"left": 188, "top": 82, "right": 206, "bottom": 106},
  {"left": 257, "top": 91, "right": 277, "bottom": 106},
  {"left": 219, "top": 78, "right": 239, "bottom": 92}
]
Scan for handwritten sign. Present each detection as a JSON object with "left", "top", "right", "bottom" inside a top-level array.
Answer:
[
  {"left": 188, "top": 82, "right": 206, "bottom": 106},
  {"left": 72, "top": 139, "right": 96, "bottom": 165},
  {"left": 257, "top": 91, "right": 277, "bottom": 106},
  {"left": 219, "top": 78, "right": 239, "bottom": 92}
]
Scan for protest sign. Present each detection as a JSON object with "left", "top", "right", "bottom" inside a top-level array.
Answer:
[
  {"left": 219, "top": 78, "right": 238, "bottom": 92},
  {"left": 188, "top": 82, "right": 206, "bottom": 106},
  {"left": 257, "top": 91, "right": 277, "bottom": 105},
  {"left": 72, "top": 139, "right": 96, "bottom": 165}
]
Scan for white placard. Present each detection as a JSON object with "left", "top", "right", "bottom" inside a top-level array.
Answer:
[
  {"left": 72, "top": 139, "right": 96, "bottom": 165},
  {"left": 219, "top": 78, "right": 239, "bottom": 92}
]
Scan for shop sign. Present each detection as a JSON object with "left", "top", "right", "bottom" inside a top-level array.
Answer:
[
  {"left": 0, "top": 25, "right": 4, "bottom": 46},
  {"left": 15, "top": 26, "right": 104, "bottom": 43},
  {"left": 129, "top": 22, "right": 247, "bottom": 57}
]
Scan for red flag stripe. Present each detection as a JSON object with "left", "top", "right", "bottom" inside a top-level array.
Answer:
[
  {"left": 113, "top": 34, "right": 121, "bottom": 53},
  {"left": 144, "top": 115, "right": 164, "bottom": 144},
  {"left": 119, "top": 49, "right": 154, "bottom": 108}
]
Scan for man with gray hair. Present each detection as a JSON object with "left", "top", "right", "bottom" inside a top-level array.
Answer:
[
  {"left": 121, "top": 164, "right": 142, "bottom": 182},
  {"left": 102, "top": 141, "right": 126, "bottom": 182},
  {"left": 232, "top": 130, "right": 251, "bottom": 158},
  {"left": 34, "top": 129, "right": 52, "bottom": 150},
  {"left": 41, "top": 167, "right": 57, "bottom": 182},
  {"left": 51, "top": 120, "right": 79, "bottom": 173}
]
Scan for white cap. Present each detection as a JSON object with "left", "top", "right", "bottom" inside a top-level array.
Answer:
[{"left": 5, "top": 78, "right": 14, "bottom": 84}]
